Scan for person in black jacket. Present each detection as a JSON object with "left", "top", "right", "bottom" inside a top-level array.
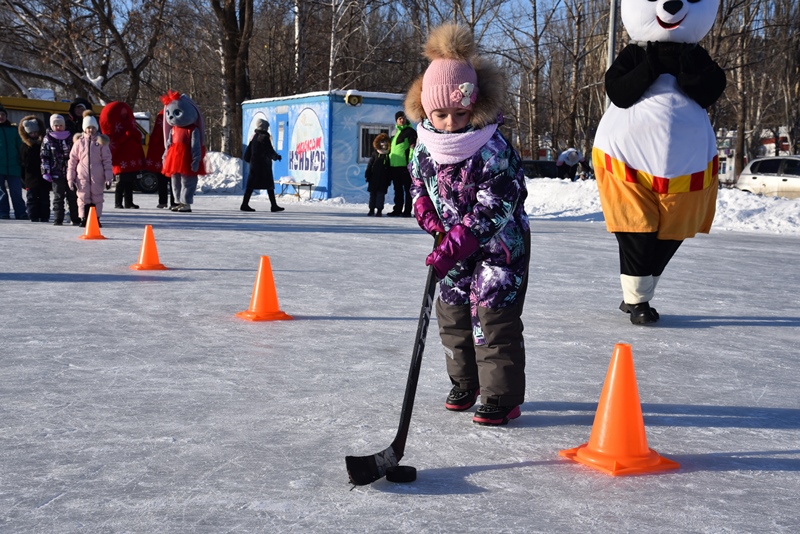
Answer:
[
  {"left": 65, "top": 98, "right": 93, "bottom": 136},
  {"left": 364, "top": 133, "right": 391, "bottom": 216},
  {"left": 18, "top": 116, "right": 50, "bottom": 222},
  {"left": 241, "top": 119, "right": 283, "bottom": 212}
]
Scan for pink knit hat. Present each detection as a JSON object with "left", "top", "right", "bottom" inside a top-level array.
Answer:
[{"left": 421, "top": 58, "right": 478, "bottom": 116}]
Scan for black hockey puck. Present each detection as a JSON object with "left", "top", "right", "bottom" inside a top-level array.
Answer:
[{"left": 385, "top": 465, "right": 417, "bottom": 483}]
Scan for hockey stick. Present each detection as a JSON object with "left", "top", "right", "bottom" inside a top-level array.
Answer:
[{"left": 346, "top": 236, "right": 441, "bottom": 485}]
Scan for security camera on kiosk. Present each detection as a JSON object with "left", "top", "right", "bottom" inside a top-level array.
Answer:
[{"left": 344, "top": 90, "right": 362, "bottom": 107}]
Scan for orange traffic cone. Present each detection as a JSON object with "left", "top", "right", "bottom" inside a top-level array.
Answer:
[
  {"left": 235, "top": 256, "right": 293, "bottom": 321},
  {"left": 130, "top": 225, "right": 167, "bottom": 270},
  {"left": 79, "top": 206, "right": 105, "bottom": 240},
  {"left": 559, "top": 343, "right": 679, "bottom": 476}
]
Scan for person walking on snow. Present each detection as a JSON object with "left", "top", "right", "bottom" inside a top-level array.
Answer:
[
  {"left": 406, "top": 24, "right": 531, "bottom": 426},
  {"left": 241, "top": 119, "right": 283, "bottom": 212}
]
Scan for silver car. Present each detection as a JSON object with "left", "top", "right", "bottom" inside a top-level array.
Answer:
[{"left": 734, "top": 156, "right": 800, "bottom": 199}]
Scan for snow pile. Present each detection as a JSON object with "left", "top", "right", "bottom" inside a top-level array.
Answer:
[
  {"left": 197, "top": 152, "right": 800, "bottom": 235},
  {"left": 199, "top": 152, "right": 244, "bottom": 194}
]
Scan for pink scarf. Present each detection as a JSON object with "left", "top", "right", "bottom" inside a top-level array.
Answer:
[{"left": 416, "top": 122, "right": 497, "bottom": 164}]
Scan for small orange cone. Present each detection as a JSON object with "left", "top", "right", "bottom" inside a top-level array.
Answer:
[
  {"left": 130, "top": 225, "right": 167, "bottom": 270},
  {"left": 235, "top": 256, "right": 293, "bottom": 321},
  {"left": 79, "top": 206, "right": 105, "bottom": 240},
  {"left": 559, "top": 343, "right": 679, "bottom": 476}
]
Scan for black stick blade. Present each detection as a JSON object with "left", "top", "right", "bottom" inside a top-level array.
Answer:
[{"left": 345, "top": 446, "right": 399, "bottom": 485}]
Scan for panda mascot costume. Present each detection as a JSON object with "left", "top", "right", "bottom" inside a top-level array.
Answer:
[{"left": 593, "top": 0, "right": 726, "bottom": 325}]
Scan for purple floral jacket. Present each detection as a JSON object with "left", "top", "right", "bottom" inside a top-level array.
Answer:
[{"left": 410, "top": 124, "right": 529, "bottom": 344}]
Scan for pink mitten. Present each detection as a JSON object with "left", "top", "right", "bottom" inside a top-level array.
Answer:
[
  {"left": 414, "top": 196, "right": 445, "bottom": 236},
  {"left": 425, "top": 224, "right": 479, "bottom": 278}
]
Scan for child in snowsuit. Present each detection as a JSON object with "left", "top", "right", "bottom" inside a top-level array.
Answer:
[
  {"left": 67, "top": 111, "right": 113, "bottom": 226},
  {"left": 18, "top": 116, "right": 50, "bottom": 222},
  {"left": 406, "top": 24, "right": 530, "bottom": 426},
  {"left": 41, "top": 114, "right": 80, "bottom": 226},
  {"left": 364, "top": 133, "right": 391, "bottom": 216}
]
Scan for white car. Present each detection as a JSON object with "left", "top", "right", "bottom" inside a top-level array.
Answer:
[{"left": 734, "top": 156, "right": 800, "bottom": 199}]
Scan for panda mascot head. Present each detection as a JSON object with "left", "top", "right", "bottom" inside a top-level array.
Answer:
[{"left": 622, "top": 0, "right": 719, "bottom": 44}]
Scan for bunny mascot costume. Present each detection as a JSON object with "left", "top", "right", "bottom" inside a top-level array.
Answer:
[{"left": 161, "top": 91, "right": 206, "bottom": 212}]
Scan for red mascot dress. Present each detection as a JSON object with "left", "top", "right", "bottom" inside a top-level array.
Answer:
[{"left": 99, "top": 102, "right": 145, "bottom": 209}]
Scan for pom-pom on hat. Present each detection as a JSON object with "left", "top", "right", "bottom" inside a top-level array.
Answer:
[
  {"left": 420, "top": 24, "right": 479, "bottom": 116},
  {"left": 50, "top": 114, "right": 65, "bottom": 129},
  {"left": 82, "top": 110, "right": 99, "bottom": 131}
]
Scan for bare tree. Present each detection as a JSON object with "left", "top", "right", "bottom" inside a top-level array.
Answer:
[
  {"left": 208, "top": 0, "right": 254, "bottom": 155},
  {"left": 0, "top": 0, "right": 167, "bottom": 106}
]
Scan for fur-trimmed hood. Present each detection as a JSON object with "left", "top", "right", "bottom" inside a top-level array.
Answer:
[
  {"left": 373, "top": 133, "right": 390, "bottom": 152},
  {"left": 18, "top": 116, "right": 45, "bottom": 146},
  {"left": 405, "top": 24, "right": 506, "bottom": 129},
  {"left": 73, "top": 132, "right": 110, "bottom": 145}
]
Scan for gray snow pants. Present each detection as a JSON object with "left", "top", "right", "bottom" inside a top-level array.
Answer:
[{"left": 436, "top": 228, "right": 530, "bottom": 407}]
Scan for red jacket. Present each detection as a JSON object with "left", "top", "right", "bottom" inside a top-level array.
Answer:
[
  {"left": 145, "top": 111, "right": 165, "bottom": 174},
  {"left": 99, "top": 101, "right": 145, "bottom": 175}
]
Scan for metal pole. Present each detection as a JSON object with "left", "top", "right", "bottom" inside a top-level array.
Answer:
[{"left": 605, "top": 0, "right": 618, "bottom": 110}]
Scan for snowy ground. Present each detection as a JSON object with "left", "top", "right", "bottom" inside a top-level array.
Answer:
[{"left": 2, "top": 170, "right": 800, "bottom": 532}]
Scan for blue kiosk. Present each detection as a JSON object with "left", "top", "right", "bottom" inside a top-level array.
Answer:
[{"left": 241, "top": 90, "right": 407, "bottom": 200}]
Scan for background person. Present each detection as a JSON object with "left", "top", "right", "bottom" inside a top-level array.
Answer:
[
  {"left": 41, "top": 114, "right": 80, "bottom": 225},
  {"left": 241, "top": 119, "right": 283, "bottom": 212},
  {"left": 100, "top": 101, "right": 145, "bottom": 209},
  {"left": 65, "top": 98, "right": 93, "bottom": 136},
  {"left": 556, "top": 148, "right": 591, "bottom": 180},
  {"left": 18, "top": 116, "right": 50, "bottom": 222},
  {"left": 145, "top": 111, "right": 175, "bottom": 209},
  {"left": 67, "top": 111, "right": 113, "bottom": 226},
  {"left": 364, "top": 133, "right": 391, "bottom": 216},
  {"left": 386, "top": 111, "right": 417, "bottom": 217},
  {"left": 0, "top": 103, "right": 27, "bottom": 220}
]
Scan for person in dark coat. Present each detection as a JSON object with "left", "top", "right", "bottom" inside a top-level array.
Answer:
[
  {"left": 65, "top": 98, "right": 93, "bottom": 136},
  {"left": 241, "top": 119, "right": 283, "bottom": 212},
  {"left": 0, "top": 102, "right": 28, "bottom": 220},
  {"left": 144, "top": 111, "right": 175, "bottom": 208},
  {"left": 364, "top": 133, "right": 391, "bottom": 216},
  {"left": 18, "top": 116, "right": 50, "bottom": 222}
]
